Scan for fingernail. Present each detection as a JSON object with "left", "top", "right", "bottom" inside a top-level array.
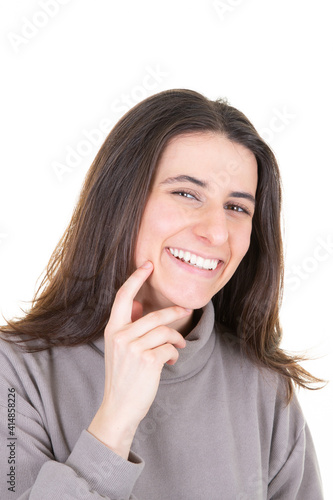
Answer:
[
  {"left": 141, "top": 261, "right": 153, "bottom": 269},
  {"left": 185, "top": 308, "right": 192, "bottom": 313}
]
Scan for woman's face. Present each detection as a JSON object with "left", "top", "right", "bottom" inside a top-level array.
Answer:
[{"left": 134, "top": 132, "right": 258, "bottom": 312}]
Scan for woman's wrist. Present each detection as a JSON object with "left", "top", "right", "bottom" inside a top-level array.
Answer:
[{"left": 87, "top": 409, "right": 138, "bottom": 460}]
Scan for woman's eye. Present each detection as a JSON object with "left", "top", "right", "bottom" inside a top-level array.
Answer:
[
  {"left": 225, "top": 203, "right": 250, "bottom": 215},
  {"left": 173, "top": 190, "right": 198, "bottom": 200}
]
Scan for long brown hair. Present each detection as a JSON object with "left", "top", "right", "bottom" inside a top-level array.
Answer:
[{"left": 0, "top": 89, "right": 324, "bottom": 402}]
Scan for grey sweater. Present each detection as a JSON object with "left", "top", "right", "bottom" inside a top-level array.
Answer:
[{"left": 0, "top": 301, "right": 323, "bottom": 499}]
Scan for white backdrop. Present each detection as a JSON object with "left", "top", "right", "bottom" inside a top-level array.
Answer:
[{"left": 1, "top": 0, "right": 332, "bottom": 496}]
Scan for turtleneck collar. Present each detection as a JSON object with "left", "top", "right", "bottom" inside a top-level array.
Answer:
[
  {"left": 90, "top": 300, "right": 216, "bottom": 383},
  {"left": 160, "top": 300, "right": 216, "bottom": 383}
]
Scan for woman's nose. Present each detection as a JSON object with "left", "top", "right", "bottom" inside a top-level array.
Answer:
[{"left": 192, "top": 207, "right": 229, "bottom": 246}]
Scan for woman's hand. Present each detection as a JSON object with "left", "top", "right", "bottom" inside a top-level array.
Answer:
[{"left": 87, "top": 261, "right": 192, "bottom": 459}]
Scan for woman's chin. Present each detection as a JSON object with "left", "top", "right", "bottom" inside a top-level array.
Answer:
[
  {"left": 162, "top": 291, "right": 213, "bottom": 311},
  {"left": 146, "top": 272, "right": 219, "bottom": 311}
]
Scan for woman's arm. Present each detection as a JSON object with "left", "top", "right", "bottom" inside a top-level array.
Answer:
[
  {"left": 267, "top": 393, "right": 323, "bottom": 499},
  {"left": 0, "top": 262, "right": 190, "bottom": 498},
  {"left": 0, "top": 357, "right": 145, "bottom": 499},
  {"left": 0, "top": 404, "right": 143, "bottom": 499}
]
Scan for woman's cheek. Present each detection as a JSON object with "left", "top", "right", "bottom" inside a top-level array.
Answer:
[
  {"left": 151, "top": 201, "right": 188, "bottom": 236},
  {"left": 237, "top": 226, "right": 253, "bottom": 260}
]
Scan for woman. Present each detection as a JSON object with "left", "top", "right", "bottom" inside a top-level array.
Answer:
[{"left": 0, "top": 89, "right": 324, "bottom": 498}]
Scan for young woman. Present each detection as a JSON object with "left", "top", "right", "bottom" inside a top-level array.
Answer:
[{"left": 0, "top": 89, "right": 324, "bottom": 498}]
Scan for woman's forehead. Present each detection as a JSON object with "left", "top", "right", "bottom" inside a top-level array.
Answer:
[{"left": 154, "top": 132, "right": 257, "bottom": 190}]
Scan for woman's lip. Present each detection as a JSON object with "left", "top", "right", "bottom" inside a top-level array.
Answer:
[{"left": 165, "top": 247, "right": 224, "bottom": 277}]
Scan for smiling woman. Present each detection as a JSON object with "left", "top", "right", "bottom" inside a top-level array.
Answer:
[{"left": 0, "top": 89, "right": 325, "bottom": 498}]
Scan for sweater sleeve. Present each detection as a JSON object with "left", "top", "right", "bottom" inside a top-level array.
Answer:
[
  {"left": 267, "top": 393, "right": 324, "bottom": 499},
  {"left": 0, "top": 341, "right": 145, "bottom": 499},
  {"left": 26, "top": 432, "right": 144, "bottom": 499},
  {"left": 0, "top": 405, "right": 144, "bottom": 500}
]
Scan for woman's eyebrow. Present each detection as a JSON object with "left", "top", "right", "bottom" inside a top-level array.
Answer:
[
  {"left": 230, "top": 191, "right": 256, "bottom": 205},
  {"left": 159, "top": 175, "right": 256, "bottom": 205},
  {"left": 159, "top": 175, "right": 207, "bottom": 188}
]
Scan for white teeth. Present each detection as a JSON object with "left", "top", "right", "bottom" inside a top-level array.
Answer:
[
  {"left": 169, "top": 248, "right": 220, "bottom": 270},
  {"left": 196, "top": 256, "right": 204, "bottom": 267},
  {"left": 210, "top": 260, "right": 218, "bottom": 271}
]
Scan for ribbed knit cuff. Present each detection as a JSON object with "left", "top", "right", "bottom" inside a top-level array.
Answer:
[{"left": 65, "top": 429, "right": 144, "bottom": 498}]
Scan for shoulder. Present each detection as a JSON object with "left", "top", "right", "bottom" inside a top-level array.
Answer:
[
  {"left": 0, "top": 335, "right": 102, "bottom": 409},
  {"left": 214, "top": 321, "right": 285, "bottom": 393},
  {"left": 0, "top": 335, "right": 56, "bottom": 401},
  {"left": 213, "top": 321, "right": 309, "bottom": 465},
  {"left": 213, "top": 320, "right": 304, "bottom": 422},
  {"left": 0, "top": 334, "right": 60, "bottom": 377}
]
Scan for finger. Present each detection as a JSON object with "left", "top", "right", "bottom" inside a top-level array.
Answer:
[
  {"left": 131, "top": 326, "right": 186, "bottom": 352},
  {"left": 150, "top": 343, "right": 181, "bottom": 366},
  {"left": 124, "top": 306, "right": 192, "bottom": 341},
  {"left": 108, "top": 262, "right": 153, "bottom": 327}
]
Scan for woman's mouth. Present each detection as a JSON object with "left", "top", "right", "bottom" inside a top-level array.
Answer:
[{"left": 167, "top": 247, "right": 223, "bottom": 271}]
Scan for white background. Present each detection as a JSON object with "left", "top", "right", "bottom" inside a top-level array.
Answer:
[{"left": 1, "top": 0, "right": 332, "bottom": 496}]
